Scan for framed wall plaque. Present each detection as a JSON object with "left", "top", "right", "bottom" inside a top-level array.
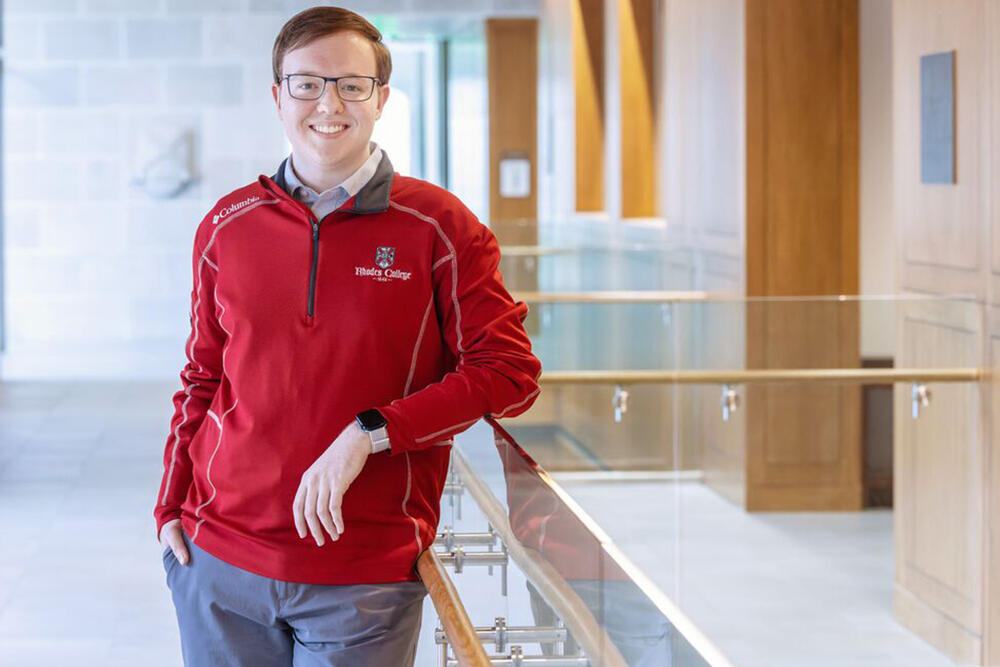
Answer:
[{"left": 920, "top": 50, "right": 956, "bottom": 184}]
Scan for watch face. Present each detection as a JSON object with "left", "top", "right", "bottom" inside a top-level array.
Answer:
[{"left": 356, "top": 409, "right": 387, "bottom": 431}]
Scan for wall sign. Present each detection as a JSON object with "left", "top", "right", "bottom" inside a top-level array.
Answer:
[
  {"left": 499, "top": 152, "right": 531, "bottom": 198},
  {"left": 920, "top": 50, "right": 956, "bottom": 184}
]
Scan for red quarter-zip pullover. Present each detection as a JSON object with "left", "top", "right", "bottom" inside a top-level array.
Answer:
[{"left": 153, "top": 151, "right": 542, "bottom": 584}]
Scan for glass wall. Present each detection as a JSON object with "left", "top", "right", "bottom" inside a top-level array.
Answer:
[
  {"left": 374, "top": 40, "right": 441, "bottom": 183},
  {"left": 447, "top": 34, "right": 488, "bottom": 221}
]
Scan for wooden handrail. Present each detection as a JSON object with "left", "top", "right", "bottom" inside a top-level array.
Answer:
[
  {"left": 416, "top": 549, "right": 492, "bottom": 666},
  {"left": 512, "top": 290, "right": 727, "bottom": 302},
  {"left": 499, "top": 245, "right": 579, "bottom": 256},
  {"left": 510, "top": 290, "right": 979, "bottom": 304},
  {"left": 451, "top": 450, "right": 631, "bottom": 667},
  {"left": 538, "top": 368, "right": 986, "bottom": 385}
]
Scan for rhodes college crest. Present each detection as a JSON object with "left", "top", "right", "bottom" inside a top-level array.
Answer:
[{"left": 375, "top": 246, "right": 395, "bottom": 269}]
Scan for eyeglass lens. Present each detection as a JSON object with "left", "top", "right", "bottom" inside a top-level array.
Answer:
[{"left": 286, "top": 75, "right": 375, "bottom": 101}]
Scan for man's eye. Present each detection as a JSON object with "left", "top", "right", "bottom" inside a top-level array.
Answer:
[{"left": 297, "top": 82, "right": 317, "bottom": 90}]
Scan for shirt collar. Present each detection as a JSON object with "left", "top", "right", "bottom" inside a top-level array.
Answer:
[{"left": 283, "top": 142, "right": 383, "bottom": 204}]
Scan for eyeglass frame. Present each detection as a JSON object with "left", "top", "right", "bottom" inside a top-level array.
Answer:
[{"left": 280, "top": 73, "right": 382, "bottom": 102}]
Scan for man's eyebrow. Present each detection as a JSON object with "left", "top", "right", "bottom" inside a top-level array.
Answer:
[{"left": 287, "top": 70, "right": 369, "bottom": 78}]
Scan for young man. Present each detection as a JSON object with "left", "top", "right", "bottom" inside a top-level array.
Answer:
[{"left": 153, "top": 7, "right": 541, "bottom": 666}]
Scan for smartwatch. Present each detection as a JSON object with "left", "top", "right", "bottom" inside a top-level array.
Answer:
[{"left": 355, "top": 409, "right": 390, "bottom": 453}]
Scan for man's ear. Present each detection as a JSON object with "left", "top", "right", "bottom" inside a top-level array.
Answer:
[
  {"left": 375, "top": 85, "right": 390, "bottom": 120},
  {"left": 271, "top": 83, "right": 282, "bottom": 115}
]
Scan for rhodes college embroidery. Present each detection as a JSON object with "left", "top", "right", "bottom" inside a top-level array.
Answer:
[
  {"left": 375, "top": 246, "right": 395, "bottom": 269},
  {"left": 355, "top": 246, "right": 412, "bottom": 283}
]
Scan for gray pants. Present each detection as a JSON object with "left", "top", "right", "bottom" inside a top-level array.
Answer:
[{"left": 162, "top": 529, "right": 426, "bottom": 667}]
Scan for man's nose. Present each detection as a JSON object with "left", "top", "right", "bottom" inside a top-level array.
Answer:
[{"left": 316, "top": 82, "right": 345, "bottom": 113}]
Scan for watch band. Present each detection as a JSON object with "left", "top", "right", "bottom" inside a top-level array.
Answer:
[
  {"left": 367, "top": 425, "right": 391, "bottom": 453},
  {"left": 356, "top": 409, "right": 390, "bottom": 453}
]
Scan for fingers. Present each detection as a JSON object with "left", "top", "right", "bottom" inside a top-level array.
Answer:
[
  {"left": 159, "top": 520, "right": 190, "bottom": 566},
  {"left": 159, "top": 518, "right": 180, "bottom": 545},
  {"left": 296, "top": 441, "right": 364, "bottom": 547},
  {"left": 316, "top": 484, "right": 340, "bottom": 542},
  {"left": 172, "top": 540, "right": 190, "bottom": 566},
  {"left": 292, "top": 481, "right": 307, "bottom": 539},
  {"left": 303, "top": 483, "right": 325, "bottom": 546},
  {"left": 331, "top": 499, "right": 345, "bottom": 536}
]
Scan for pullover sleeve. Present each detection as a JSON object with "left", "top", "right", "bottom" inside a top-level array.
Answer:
[
  {"left": 377, "top": 208, "right": 542, "bottom": 454},
  {"left": 153, "top": 219, "right": 227, "bottom": 537}
]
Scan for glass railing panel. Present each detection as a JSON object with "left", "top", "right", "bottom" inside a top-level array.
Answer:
[
  {"left": 426, "top": 418, "right": 609, "bottom": 665},
  {"left": 730, "top": 377, "right": 975, "bottom": 665},
  {"left": 541, "top": 374, "right": 981, "bottom": 665},
  {"left": 497, "top": 294, "right": 984, "bottom": 665},
  {"left": 498, "top": 244, "right": 696, "bottom": 293},
  {"left": 522, "top": 295, "right": 981, "bottom": 372},
  {"left": 421, "top": 423, "right": 509, "bottom": 665},
  {"left": 429, "top": 417, "right": 723, "bottom": 666},
  {"left": 526, "top": 301, "right": 676, "bottom": 372},
  {"left": 680, "top": 294, "right": 982, "bottom": 370},
  {"left": 509, "top": 294, "right": 984, "bottom": 474}
]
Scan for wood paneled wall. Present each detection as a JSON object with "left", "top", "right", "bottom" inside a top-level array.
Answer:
[
  {"left": 893, "top": 301, "right": 983, "bottom": 663},
  {"left": 891, "top": 0, "right": 995, "bottom": 662},
  {"left": 745, "top": 0, "right": 862, "bottom": 511},
  {"left": 660, "top": 0, "right": 745, "bottom": 258},
  {"left": 573, "top": 0, "right": 605, "bottom": 212},
  {"left": 658, "top": 0, "right": 746, "bottom": 504},
  {"left": 486, "top": 18, "right": 538, "bottom": 242}
]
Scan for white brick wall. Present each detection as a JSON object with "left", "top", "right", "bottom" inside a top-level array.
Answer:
[
  {"left": 1, "top": 3, "right": 267, "bottom": 377},
  {"left": 44, "top": 19, "right": 121, "bottom": 59},
  {"left": 124, "top": 19, "right": 201, "bottom": 58},
  {"left": 2, "top": 0, "right": 536, "bottom": 378}
]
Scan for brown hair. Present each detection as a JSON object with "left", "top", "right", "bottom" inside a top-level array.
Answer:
[{"left": 271, "top": 6, "right": 392, "bottom": 86}]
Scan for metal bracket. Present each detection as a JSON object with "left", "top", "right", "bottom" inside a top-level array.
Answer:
[
  {"left": 442, "top": 651, "right": 589, "bottom": 666},
  {"left": 444, "top": 467, "right": 464, "bottom": 520},
  {"left": 436, "top": 544, "right": 509, "bottom": 596},
  {"left": 721, "top": 384, "right": 740, "bottom": 422},
  {"left": 434, "top": 526, "right": 498, "bottom": 552},
  {"left": 911, "top": 383, "right": 932, "bottom": 419},
  {"left": 493, "top": 616, "right": 508, "bottom": 653},
  {"left": 434, "top": 618, "right": 571, "bottom": 654},
  {"left": 612, "top": 384, "right": 629, "bottom": 423}
]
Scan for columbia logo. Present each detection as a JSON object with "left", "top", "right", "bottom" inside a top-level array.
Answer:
[{"left": 212, "top": 195, "right": 261, "bottom": 225}]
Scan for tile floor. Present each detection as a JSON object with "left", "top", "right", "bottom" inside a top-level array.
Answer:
[
  {"left": 0, "top": 380, "right": 456, "bottom": 667},
  {"left": 551, "top": 476, "right": 959, "bottom": 666}
]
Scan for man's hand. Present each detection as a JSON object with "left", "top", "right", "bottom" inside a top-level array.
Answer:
[
  {"left": 293, "top": 420, "right": 372, "bottom": 546},
  {"left": 159, "top": 519, "right": 190, "bottom": 565}
]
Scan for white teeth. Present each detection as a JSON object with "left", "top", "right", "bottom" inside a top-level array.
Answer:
[{"left": 312, "top": 124, "right": 346, "bottom": 134}]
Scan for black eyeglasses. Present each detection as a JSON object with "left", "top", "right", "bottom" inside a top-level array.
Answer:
[{"left": 281, "top": 74, "right": 381, "bottom": 102}]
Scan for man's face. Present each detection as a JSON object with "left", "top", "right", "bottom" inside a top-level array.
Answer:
[{"left": 271, "top": 31, "right": 389, "bottom": 176}]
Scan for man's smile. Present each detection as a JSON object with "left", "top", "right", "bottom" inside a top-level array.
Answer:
[{"left": 309, "top": 121, "right": 350, "bottom": 137}]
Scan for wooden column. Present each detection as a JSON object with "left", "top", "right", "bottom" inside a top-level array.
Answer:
[
  {"left": 486, "top": 18, "right": 538, "bottom": 246},
  {"left": 486, "top": 17, "right": 539, "bottom": 345},
  {"left": 744, "top": 0, "right": 862, "bottom": 511},
  {"left": 618, "top": 0, "right": 656, "bottom": 218},
  {"left": 574, "top": 0, "right": 605, "bottom": 212}
]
